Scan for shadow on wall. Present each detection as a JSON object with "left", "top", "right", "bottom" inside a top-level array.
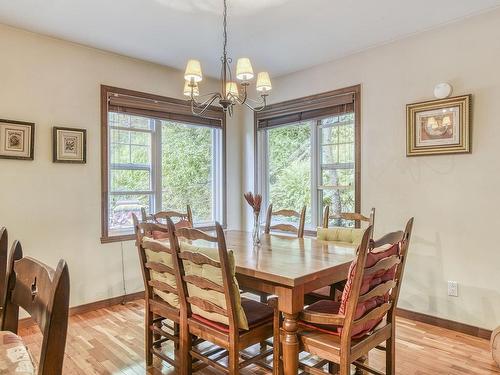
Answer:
[{"left": 399, "top": 231, "right": 500, "bottom": 329}]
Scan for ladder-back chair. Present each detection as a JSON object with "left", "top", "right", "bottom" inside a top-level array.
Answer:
[
  {"left": 297, "top": 218, "right": 414, "bottom": 375},
  {"left": 264, "top": 203, "right": 306, "bottom": 238},
  {"left": 133, "top": 213, "right": 182, "bottom": 368},
  {"left": 1, "top": 241, "right": 70, "bottom": 375},
  {"left": 166, "top": 218, "right": 279, "bottom": 375}
]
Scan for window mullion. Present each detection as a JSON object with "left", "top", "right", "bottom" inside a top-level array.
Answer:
[
  {"left": 311, "top": 120, "right": 319, "bottom": 228},
  {"left": 153, "top": 119, "right": 162, "bottom": 213}
]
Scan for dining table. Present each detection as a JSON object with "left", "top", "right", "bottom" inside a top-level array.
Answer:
[{"left": 222, "top": 230, "right": 357, "bottom": 375}]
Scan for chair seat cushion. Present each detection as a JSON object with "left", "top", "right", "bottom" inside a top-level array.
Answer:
[
  {"left": 317, "top": 227, "right": 365, "bottom": 245},
  {"left": 192, "top": 298, "right": 273, "bottom": 333},
  {"left": 0, "top": 331, "right": 36, "bottom": 375}
]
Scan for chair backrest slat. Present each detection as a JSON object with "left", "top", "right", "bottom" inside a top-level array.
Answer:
[
  {"left": 145, "top": 261, "right": 175, "bottom": 274},
  {"left": 187, "top": 296, "right": 229, "bottom": 317},
  {"left": 264, "top": 203, "right": 306, "bottom": 238},
  {"left": 352, "top": 302, "right": 392, "bottom": 327},
  {"left": 363, "top": 255, "right": 401, "bottom": 277},
  {"left": 183, "top": 275, "right": 225, "bottom": 293},
  {"left": 323, "top": 207, "right": 375, "bottom": 229},
  {"left": 178, "top": 251, "right": 221, "bottom": 268},
  {"left": 358, "top": 280, "right": 397, "bottom": 304},
  {"left": 148, "top": 280, "right": 178, "bottom": 295},
  {"left": 176, "top": 227, "right": 218, "bottom": 242},
  {"left": 142, "top": 205, "right": 193, "bottom": 227}
]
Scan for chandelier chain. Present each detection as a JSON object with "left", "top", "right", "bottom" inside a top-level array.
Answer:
[{"left": 223, "top": 0, "right": 228, "bottom": 60}]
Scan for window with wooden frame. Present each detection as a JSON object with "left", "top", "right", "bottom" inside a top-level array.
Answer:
[
  {"left": 255, "top": 85, "right": 360, "bottom": 229},
  {"left": 101, "top": 86, "right": 226, "bottom": 243}
]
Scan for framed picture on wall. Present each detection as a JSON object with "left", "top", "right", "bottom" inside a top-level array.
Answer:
[
  {"left": 53, "top": 127, "right": 87, "bottom": 163},
  {"left": 0, "top": 119, "right": 35, "bottom": 160},
  {"left": 406, "top": 95, "right": 471, "bottom": 156}
]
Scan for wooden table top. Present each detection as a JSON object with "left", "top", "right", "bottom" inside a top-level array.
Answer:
[{"left": 191, "top": 230, "right": 357, "bottom": 288}]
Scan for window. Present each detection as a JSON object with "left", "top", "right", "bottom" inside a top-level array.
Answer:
[
  {"left": 101, "top": 86, "right": 225, "bottom": 242},
  {"left": 256, "top": 86, "right": 360, "bottom": 229}
]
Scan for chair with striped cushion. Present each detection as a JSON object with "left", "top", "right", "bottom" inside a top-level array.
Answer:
[
  {"left": 166, "top": 218, "right": 279, "bottom": 375},
  {"left": 297, "top": 218, "right": 413, "bottom": 375}
]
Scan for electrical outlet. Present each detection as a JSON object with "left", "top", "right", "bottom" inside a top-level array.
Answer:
[{"left": 447, "top": 281, "right": 458, "bottom": 297}]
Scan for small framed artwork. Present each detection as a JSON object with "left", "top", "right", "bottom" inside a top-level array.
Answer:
[
  {"left": 0, "top": 119, "right": 35, "bottom": 160},
  {"left": 53, "top": 127, "right": 87, "bottom": 163},
  {"left": 406, "top": 95, "right": 471, "bottom": 156}
]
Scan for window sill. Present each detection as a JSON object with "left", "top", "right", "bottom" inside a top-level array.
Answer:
[{"left": 101, "top": 234, "right": 135, "bottom": 244}]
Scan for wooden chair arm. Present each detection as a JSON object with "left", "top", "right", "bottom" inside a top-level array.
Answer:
[{"left": 299, "top": 310, "right": 345, "bottom": 326}]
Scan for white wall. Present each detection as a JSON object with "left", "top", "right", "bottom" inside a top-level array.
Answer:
[
  {"left": 242, "top": 9, "right": 500, "bottom": 329},
  {"left": 0, "top": 23, "right": 242, "bottom": 307}
]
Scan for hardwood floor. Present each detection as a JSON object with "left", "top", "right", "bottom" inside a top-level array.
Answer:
[{"left": 19, "top": 299, "right": 499, "bottom": 374}]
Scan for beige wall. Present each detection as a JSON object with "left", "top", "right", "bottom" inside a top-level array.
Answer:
[
  {"left": 242, "top": 9, "right": 500, "bottom": 329},
  {"left": 0, "top": 23, "right": 242, "bottom": 307}
]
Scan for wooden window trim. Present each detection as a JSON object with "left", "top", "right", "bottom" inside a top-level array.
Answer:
[
  {"left": 101, "top": 85, "right": 227, "bottom": 243},
  {"left": 254, "top": 84, "right": 361, "bottom": 230}
]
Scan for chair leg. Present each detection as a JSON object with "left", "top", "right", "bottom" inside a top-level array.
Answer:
[
  {"left": 145, "top": 310, "right": 153, "bottom": 366},
  {"left": 180, "top": 325, "right": 192, "bottom": 375},
  {"left": 386, "top": 334, "right": 395, "bottom": 375},
  {"left": 228, "top": 350, "right": 239, "bottom": 375},
  {"left": 339, "top": 360, "right": 350, "bottom": 375},
  {"left": 273, "top": 309, "right": 280, "bottom": 375},
  {"left": 328, "top": 362, "right": 339, "bottom": 374}
]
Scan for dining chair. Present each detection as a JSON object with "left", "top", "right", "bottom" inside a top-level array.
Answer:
[
  {"left": 296, "top": 218, "right": 413, "bottom": 375},
  {"left": 166, "top": 218, "right": 280, "bottom": 375},
  {"left": 1, "top": 240, "right": 70, "bottom": 375},
  {"left": 133, "top": 214, "right": 182, "bottom": 368},
  {"left": 264, "top": 203, "right": 306, "bottom": 238}
]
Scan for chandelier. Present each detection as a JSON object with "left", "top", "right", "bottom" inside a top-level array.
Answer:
[{"left": 183, "top": 0, "right": 272, "bottom": 118}]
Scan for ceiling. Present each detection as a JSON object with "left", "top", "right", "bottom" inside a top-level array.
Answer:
[{"left": 0, "top": 0, "right": 499, "bottom": 78}]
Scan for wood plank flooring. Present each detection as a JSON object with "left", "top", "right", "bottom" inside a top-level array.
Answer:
[{"left": 19, "top": 299, "right": 500, "bottom": 374}]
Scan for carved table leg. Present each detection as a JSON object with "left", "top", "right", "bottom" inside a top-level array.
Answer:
[{"left": 282, "top": 313, "right": 299, "bottom": 375}]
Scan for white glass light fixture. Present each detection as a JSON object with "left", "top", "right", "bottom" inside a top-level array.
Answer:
[{"left": 183, "top": 0, "right": 271, "bottom": 118}]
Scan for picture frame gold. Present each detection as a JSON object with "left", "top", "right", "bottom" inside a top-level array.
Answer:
[
  {"left": 406, "top": 95, "right": 471, "bottom": 156},
  {"left": 0, "top": 119, "right": 35, "bottom": 160}
]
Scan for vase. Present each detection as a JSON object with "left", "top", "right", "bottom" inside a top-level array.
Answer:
[{"left": 252, "top": 212, "right": 261, "bottom": 246}]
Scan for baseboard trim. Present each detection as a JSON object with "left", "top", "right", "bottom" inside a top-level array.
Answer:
[
  {"left": 18, "top": 293, "right": 492, "bottom": 340},
  {"left": 396, "top": 307, "right": 492, "bottom": 340},
  {"left": 19, "top": 291, "right": 144, "bottom": 330}
]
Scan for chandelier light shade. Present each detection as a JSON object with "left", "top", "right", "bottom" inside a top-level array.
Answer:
[
  {"left": 183, "top": 0, "right": 271, "bottom": 118},
  {"left": 236, "top": 58, "right": 254, "bottom": 81},
  {"left": 184, "top": 59, "right": 203, "bottom": 83},
  {"left": 256, "top": 72, "right": 272, "bottom": 93}
]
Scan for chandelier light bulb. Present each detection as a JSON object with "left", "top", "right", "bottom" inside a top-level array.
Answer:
[
  {"left": 236, "top": 58, "right": 254, "bottom": 81},
  {"left": 183, "top": 81, "right": 199, "bottom": 97},
  {"left": 226, "top": 82, "right": 239, "bottom": 97}
]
